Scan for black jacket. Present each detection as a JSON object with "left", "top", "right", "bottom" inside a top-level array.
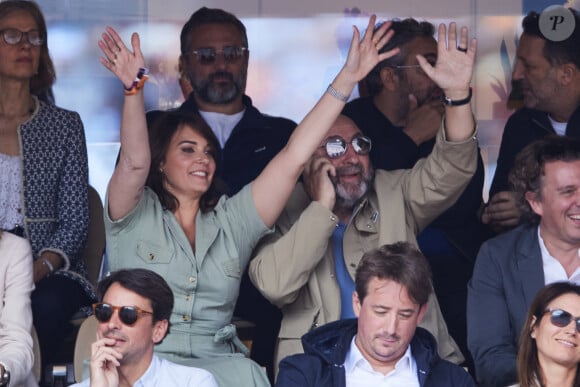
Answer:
[
  {"left": 490, "top": 105, "right": 580, "bottom": 196},
  {"left": 276, "top": 319, "right": 475, "bottom": 387}
]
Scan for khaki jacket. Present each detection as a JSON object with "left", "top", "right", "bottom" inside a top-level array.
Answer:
[{"left": 249, "top": 127, "right": 477, "bottom": 368}]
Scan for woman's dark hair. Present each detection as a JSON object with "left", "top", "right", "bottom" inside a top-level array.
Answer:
[
  {"left": 0, "top": 0, "right": 56, "bottom": 95},
  {"left": 517, "top": 282, "right": 580, "bottom": 387},
  {"left": 146, "top": 110, "right": 226, "bottom": 212}
]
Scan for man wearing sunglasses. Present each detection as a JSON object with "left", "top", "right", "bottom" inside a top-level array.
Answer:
[
  {"left": 250, "top": 20, "right": 480, "bottom": 375},
  {"left": 468, "top": 136, "right": 580, "bottom": 387},
  {"left": 145, "top": 7, "right": 297, "bottom": 382},
  {"left": 343, "top": 19, "right": 487, "bottom": 372},
  {"left": 72, "top": 269, "right": 217, "bottom": 387}
]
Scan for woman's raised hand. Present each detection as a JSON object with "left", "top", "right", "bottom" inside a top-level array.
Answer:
[
  {"left": 342, "top": 15, "right": 399, "bottom": 83},
  {"left": 98, "top": 26, "right": 145, "bottom": 90}
]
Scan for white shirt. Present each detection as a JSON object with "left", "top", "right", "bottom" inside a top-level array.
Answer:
[
  {"left": 548, "top": 115, "right": 567, "bottom": 136},
  {"left": 199, "top": 109, "right": 245, "bottom": 148},
  {"left": 344, "top": 336, "right": 420, "bottom": 387},
  {"left": 71, "top": 354, "right": 218, "bottom": 387},
  {"left": 538, "top": 227, "right": 580, "bottom": 285}
]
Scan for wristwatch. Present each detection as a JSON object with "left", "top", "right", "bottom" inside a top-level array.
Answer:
[
  {"left": 441, "top": 87, "right": 472, "bottom": 106},
  {"left": 0, "top": 363, "right": 10, "bottom": 387}
]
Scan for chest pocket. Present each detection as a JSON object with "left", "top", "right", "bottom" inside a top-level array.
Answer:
[
  {"left": 221, "top": 258, "right": 241, "bottom": 278},
  {"left": 136, "top": 240, "right": 175, "bottom": 264}
]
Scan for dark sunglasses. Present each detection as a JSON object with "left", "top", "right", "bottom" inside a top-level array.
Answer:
[
  {"left": 0, "top": 28, "right": 43, "bottom": 46},
  {"left": 186, "top": 46, "right": 248, "bottom": 65},
  {"left": 543, "top": 308, "right": 580, "bottom": 333},
  {"left": 93, "top": 303, "right": 153, "bottom": 326},
  {"left": 321, "top": 135, "right": 372, "bottom": 159}
]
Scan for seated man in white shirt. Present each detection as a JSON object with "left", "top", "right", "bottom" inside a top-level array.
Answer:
[
  {"left": 275, "top": 242, "right": 474, "bottom": 386},
  {"left": 72, "top": 268, "right": 217, "bottom": 387}
]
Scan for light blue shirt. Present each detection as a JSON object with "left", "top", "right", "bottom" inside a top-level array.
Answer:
[
  {"left": 332, "top": 222, "right": 355, "bottom": 319},
  {"left": 71, "top": 354, "right": 218, "bottom": 387}
]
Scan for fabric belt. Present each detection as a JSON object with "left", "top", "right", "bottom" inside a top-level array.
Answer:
[{"left": 186, "top": 323, "right": 250, "bottom": 356}]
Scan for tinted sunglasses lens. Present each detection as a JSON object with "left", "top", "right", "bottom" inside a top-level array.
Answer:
[
  {"left": 223, "top": 47, "right": 242, "bottom": 62},
  {"left": 353, "top": 136, "right": 371, "bottom": 155},
  {"left": 197, "top": 49, "right": 216, "bottom": 64},
  {"left": 325, "top": 138, "right": 347, "bottom": 158},
  {"left": 94, "top": 303, "right": 113, "bottom": 323},
  {"left": 119, "top": 307, "right": 139, "bottom": 325},
  {"left": 550, "top": 309, "right": 572, "bottom": 327}
]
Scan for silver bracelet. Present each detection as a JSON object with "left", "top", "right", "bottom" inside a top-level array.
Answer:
[
  {"left": 40, "top": 257, "right": 54, "bottom": 274},
  {"left": 326, "top": 84, "right": 349, "bottom": 102}
]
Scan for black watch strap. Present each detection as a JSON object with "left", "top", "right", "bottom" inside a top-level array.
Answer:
[{"left": 442, "top": 87, "right": 472, "bottom": 106}]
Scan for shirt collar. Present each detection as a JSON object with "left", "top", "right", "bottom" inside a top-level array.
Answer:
[
  {"left": 344, "top": 335, "right": 415, "bottom": 375},
  {"left": 132, "top": 354, "right": 158, "bottom": 387}
]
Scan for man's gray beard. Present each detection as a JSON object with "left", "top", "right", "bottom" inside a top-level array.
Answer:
[
  {"left": 333, "top": 166, "right": 374, "bottom": 212},
  {"left": 191, "top": 70, "right": 247, "bottom": 104}
]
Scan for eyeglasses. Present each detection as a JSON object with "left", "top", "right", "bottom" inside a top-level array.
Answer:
[
  {"left": 321, "top": 135, "right": 372, "bottom": 159},
  {"left": 0, "top": 28, "right": 43, "bottom": 46},
  {"left": 185, "top": 46, "right": 248, "bottom": 65},
  {"left": 394, "top": 65, "right": 422, "bottom": 70},
  {"left": 393, "top": 61, "right": 436, "bottom": 73},
  {"left": 543, "top": 308, "right": 580, "bottom": 333},
  {"left": 93, "top": 303, "right": 153, "bottom": 326}
]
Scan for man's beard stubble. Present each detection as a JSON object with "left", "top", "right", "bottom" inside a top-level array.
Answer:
[
  {"left": 331, "top": 163, "right": 375, "bottom": 211},
  {"left": 191, "top": 70, "right": 247, "bottom": 105}
]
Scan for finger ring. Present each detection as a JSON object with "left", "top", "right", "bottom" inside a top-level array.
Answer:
[
  {"left": 110, "top": 59, "right": 116, "bottom": 66},
  {"left": 457, "top": 46, "right": 468, "bottom": 53}
]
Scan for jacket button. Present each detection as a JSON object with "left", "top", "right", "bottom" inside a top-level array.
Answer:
[
  {"left": 182, "top": 315, "right": 190, "bottom": 321},
  {"left": 148, "top": 253, "right": 155, "bottom": 261}
]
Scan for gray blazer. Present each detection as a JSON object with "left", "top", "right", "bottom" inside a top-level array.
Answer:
[{"left": 467, "top": 224, "right": 544, "bottom": 387}]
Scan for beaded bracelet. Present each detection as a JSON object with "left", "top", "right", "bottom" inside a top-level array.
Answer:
[{"left": 124, "top": 67, "right": 149, "bottom": 96}]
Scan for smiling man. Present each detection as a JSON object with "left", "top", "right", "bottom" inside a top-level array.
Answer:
[
  {"left": 468, "top": 136, "right": 580, "bottom": 387},
  {"left": 275, "top": 243, "right": 474, "bottom": 386},
  {"left": 71, "top": 269, "right": 217, "bottom": 387}
]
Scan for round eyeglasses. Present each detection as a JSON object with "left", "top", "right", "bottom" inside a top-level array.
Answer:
[
  {"left": 321, "top": 135, "right": 372, "bottom": 159},
  {"left": 93, "top": 303, "right": 153, "bottom": 326},
  {"left": 0, "top": 28, "right": 43, "bottom": 46}
]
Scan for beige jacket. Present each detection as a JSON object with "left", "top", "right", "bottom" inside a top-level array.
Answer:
[{"left": 250, "top": 127, "right": 477, "bottom": 368}]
